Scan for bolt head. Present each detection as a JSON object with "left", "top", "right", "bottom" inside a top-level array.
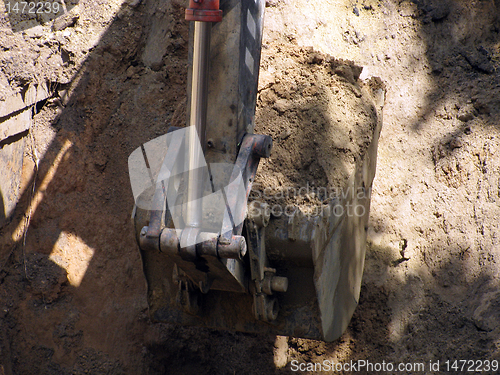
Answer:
[{"left": 239, "top": 237, "right": 247, "bottom": 258}]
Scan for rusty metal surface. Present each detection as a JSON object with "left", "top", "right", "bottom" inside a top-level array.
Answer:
[
  {"left": 147, "top": 132, "right": 271, "bottom": 294},
  {"left": 162, "top": 227, "right": 248, "bottom": 293},
  {"left": 247, "top": 213, "right": 276, "bottom": 322},
  {"left": 185, "top": 0, "right": 223, "bottom": 22}
]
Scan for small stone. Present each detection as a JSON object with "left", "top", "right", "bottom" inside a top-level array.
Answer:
[
  {"left": 473, "top": 100, "right": 491, "bottom": 115},
  {"left": 273, "top": 99, "right": 289, "bottom": 113},
  {"left": 125, "top": 0, "right": 142, "bottom": 7},
  {"left": 53, "top": 14, "right": 79, "bottom": 31},
  {"left": 117, "top": 7, "right": 133, "bottom": 19},
  {"left": 265, "top": 0, "right": 279, "bottom": 7},
  {"left": 310, "top": 52, "right": 324, "bottom": 64},
  {"left": 126, "top": 66, "right": 137, "bottom": 78},
  {"left": 462, "top": 47, "right": 495, "bottom": 75},
  {"left": 448, "top": 138, "right": 462, "bottom": 149},
  {"left": 23, "top": 25, "right": 45, "bottom": 38},
  {"left": 473, "top": 290, "right": 500, "bottom": 332},
  {"left": 334, "top": 65, "right": 356, "bottom": 84},
  {"left": 277, "top": 129, "right": 291, "bottom": 140},
  {"left": 457, "top": 106, "right": 475, "bottom": 122}
]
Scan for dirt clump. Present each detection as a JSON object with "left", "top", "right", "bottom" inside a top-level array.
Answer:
[{"left": 254, "top": 42, "right": 382, "bottom": 212}]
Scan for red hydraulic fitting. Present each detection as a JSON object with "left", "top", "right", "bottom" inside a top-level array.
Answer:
[{"left": 185, "top": 0, "right": 223, "bottom": 22}]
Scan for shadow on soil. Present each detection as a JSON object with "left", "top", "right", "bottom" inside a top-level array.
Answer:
[
  {"left": 407, "top": 0, "right": 500, "bottom": 133},
  {"left": 0, "top": 0, "right": 284, "bottom": 374},
  {"left": 0, "top": 190, "right": 5, "bottom": 227},
  {"left": 269, "top": 236, "right": 499, "bottom": 374},
  {"left": 292, "top": 0, "right": 500, "bottom": 372},
  {"left": 272, "top": 1, "right": 500, "bottom": 371}
]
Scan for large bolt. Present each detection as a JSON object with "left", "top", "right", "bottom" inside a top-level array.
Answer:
[
  {"left": 138, "top": 226, "right": 161, "bottom": 251},
  {"left": 159, "top": 228, "right": 182, "bottom": 255},
  {"left": 247, "top": 201, "right": 270, "bottom": 227},
  {"left": 217, "top": 235, "right": 247, "bottom": 259},
  {"left": 239, "top": 237, "right": 247, "bottom": 258},
  {"left": 271, "top": 276, "right": 288, "bottom": 293},
  {"left": 262, "top": 274, "right": 288, "bottom": 295}
]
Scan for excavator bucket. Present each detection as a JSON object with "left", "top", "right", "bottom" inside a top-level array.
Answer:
[{"left": 129, "top": 0, "right": 384, "bottom": 342}]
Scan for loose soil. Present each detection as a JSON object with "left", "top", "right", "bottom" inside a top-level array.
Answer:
[
  {"left": 254, "top": 42, "right": 382, "bottom": 211},
  {"left": 1, "top": 0, "right": 500, "bottom": 374}
]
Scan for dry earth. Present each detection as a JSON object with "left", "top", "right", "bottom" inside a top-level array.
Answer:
[{"left": 0, "top": 0, "right": 500, "bottom": 374}]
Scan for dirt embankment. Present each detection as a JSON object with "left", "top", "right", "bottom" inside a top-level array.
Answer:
[{"left": 1, "top": 0, "right": 500, "bottom": 374}]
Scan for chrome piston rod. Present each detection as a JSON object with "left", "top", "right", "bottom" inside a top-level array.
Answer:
[{"left": 186, "top": 21, "right": 211, "bottom": 228}]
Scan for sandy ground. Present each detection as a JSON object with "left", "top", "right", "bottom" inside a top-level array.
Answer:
[{"left": 1, "top": 0, "right": 500, "bottom": 373}]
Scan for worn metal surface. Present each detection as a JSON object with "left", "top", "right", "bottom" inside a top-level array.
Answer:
[
  {"left": 137, "top": 109, "right": 382, "bottom": 340},
  {"left": 154, "top": 227, "right": 246, "bottom": 260},
  {"left": 193, "top": 0, "right": 265, "bottom": 165},
  {"left": 136, "top": 0, "right": 383, "bottom": 340},
  {"left": 138, "top": 132, "right": 271, "bottom": 293},
  {"left": 247, "top": 214, "right": 287, "bottom": 322},
  {"left": 144, "top": 0, "right": 268, "bottom": 298},
  {"left": 220, "top": 133, "right": 272, "bottom": 242}
]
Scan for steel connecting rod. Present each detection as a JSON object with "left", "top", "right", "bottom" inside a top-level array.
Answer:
[
  {"left": 184, "top": 1, "right": 222, "bottom": 229},
  {"left": 185, "top": 20, "right": 211, "bottom": 228}
]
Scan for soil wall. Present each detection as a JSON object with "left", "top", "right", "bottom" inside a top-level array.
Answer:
[{"left": 1, "top": 0, "right": 499, "bottom": 373}]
